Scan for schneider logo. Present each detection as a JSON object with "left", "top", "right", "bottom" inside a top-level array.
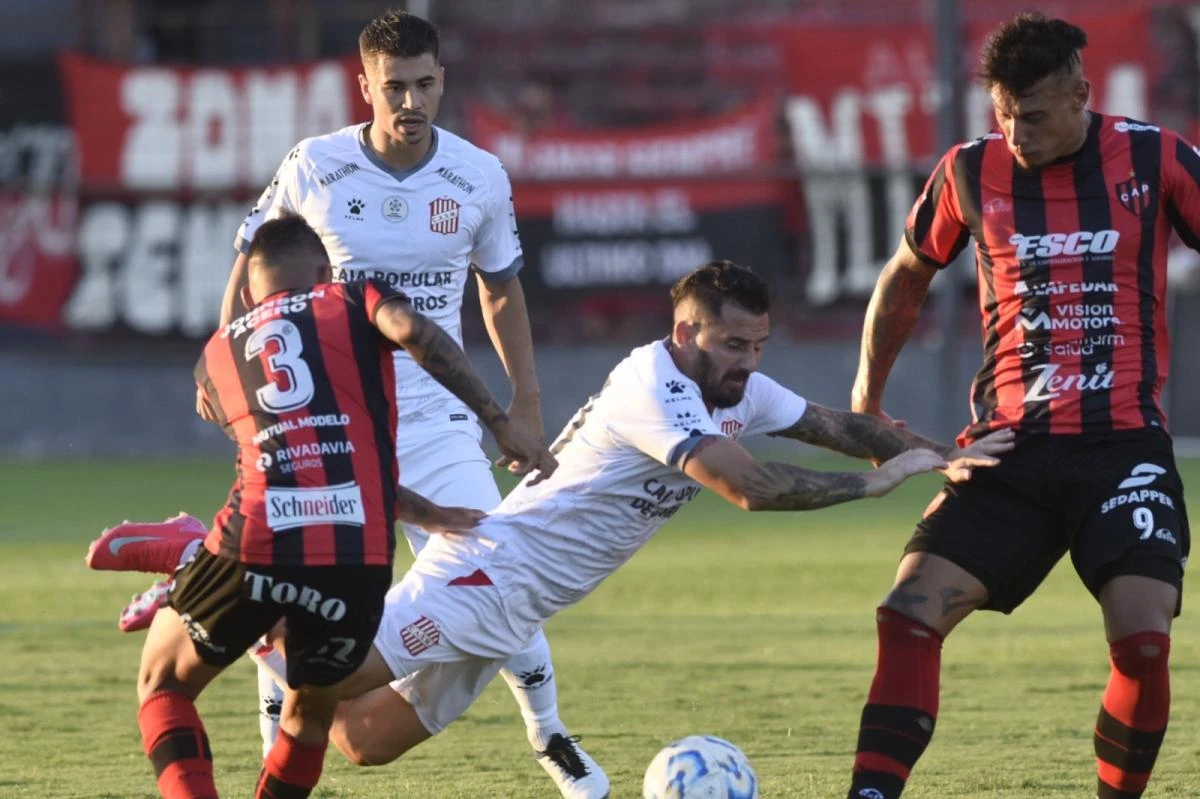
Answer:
[{"left": 265, "top": 482, "right": 365, "bottom": 530}]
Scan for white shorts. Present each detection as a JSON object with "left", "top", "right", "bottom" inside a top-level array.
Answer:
[
  {"left": 396, "top": 424, "right": 502, "bottom": 554},
  {"left": 375, "top": 566, "right": 527, "bottom": 734}
]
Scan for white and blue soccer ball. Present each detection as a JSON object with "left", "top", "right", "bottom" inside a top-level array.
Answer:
[{"left": 642, "top": 734, "right": 759, "bottom": 799}]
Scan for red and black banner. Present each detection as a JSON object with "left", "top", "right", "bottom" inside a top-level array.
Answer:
[
  {"left": 467, "top": 95, "right": 798, "bottom": 313},
  {"left": 0, "top": 9, "right": 1184, "bottom": 334}
]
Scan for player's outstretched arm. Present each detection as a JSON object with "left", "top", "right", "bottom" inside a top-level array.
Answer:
[
  {"left": 373, "top": 300, "right": 557, "bottom": 482},
  {"left": 771, "top": 403, "right": 1014, "bottom": 481},
  {"left": 851, "top": 238, "right": 938, "bottom": 417},
  {"left": 681, "top": 435, "right": 947, "bottom": 512},
  {"left": 772, "top": 402, "right": 951, "bottom": 460}
]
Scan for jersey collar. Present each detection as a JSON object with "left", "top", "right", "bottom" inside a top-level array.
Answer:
[{"left": 357, "top": 123, "right": 440, "bottom": 184}]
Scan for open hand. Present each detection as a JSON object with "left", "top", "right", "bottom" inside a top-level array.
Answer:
[
  {"left": 941, "top": 428, "right": 1015, "bottom": 482},
  {"left": 422, "top": 506, "right": 488, "bottom": 536},
  {"left": 867, "top": 448, "right": 948, "bottom": 497}
]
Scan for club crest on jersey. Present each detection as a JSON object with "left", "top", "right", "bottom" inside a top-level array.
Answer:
[
  {"left": 400, "top": 616, "right": 441, "bottom": 656},
  {"left": 982, "top": 197, "right": 1012, "bottom": 215},
  {"left": 1115, "top": 178, "right": 1152, "bottom": 216},
  {"left": 381, "top": 196, "right": 408, "bottom": 222},
  {"left": 720, "top": 419, "right": 744, "bottom": 437},
  {"left": 429, "top": 197, "right": 461, "bottom": 235}
]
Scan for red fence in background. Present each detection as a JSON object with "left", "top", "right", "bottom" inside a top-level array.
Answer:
[{"left": 0, "top": 8, "right": 1190, "bottom": 338}]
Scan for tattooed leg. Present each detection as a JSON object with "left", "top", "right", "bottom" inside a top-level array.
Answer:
[
  {"left": 886, "top": 574, "right": 930, "bottom": 619},
  {"left": 882, "top": 552, "right": 987, "bottom": 638}
]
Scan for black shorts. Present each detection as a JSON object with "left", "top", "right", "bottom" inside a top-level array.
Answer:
[
  {"left": 166, "top": 547, "right": 392, "bottom": 688},
  {"left": 907, "top": 428, "right": 1189, "bottom": 614}
]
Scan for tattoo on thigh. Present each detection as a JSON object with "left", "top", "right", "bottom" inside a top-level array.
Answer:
[
  {"left": 940, "top": 587, "right": 979, "bottom": 618},
  {"left": 889, "top": 575, "right": 929, "bottom": 615}
]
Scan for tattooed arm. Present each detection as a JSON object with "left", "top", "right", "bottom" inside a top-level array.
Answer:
[
  {"left": 771, "top": 402, "right": 953, "bottom": 462},
  {"left": 680, "top": 435, "right": 947, "bottom": 512},
  {"left": 771, "top": 402, "right": 1015, "bottom": 481},
  {"left": 374, "top": 299, "right": 557, "bottom": 482},
  {"left": 851, "top": 239, "right": 938, "bottom": 415},
  {"left": 374, "top": 299, "right": 508, "bottom": 426},
  {"left": 395, "top": 484, "right": 486, "bottom": 534}
]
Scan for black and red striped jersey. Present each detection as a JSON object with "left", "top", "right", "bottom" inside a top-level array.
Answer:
[
  {"left": 194, "top": 279, "right": 405, "bottom": 566},
  {"left": 907, "top": 112, "right": 1200, "bottom": 443}
]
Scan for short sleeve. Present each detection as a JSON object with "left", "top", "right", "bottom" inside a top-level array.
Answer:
[
  {"left": 341, "top": 279, "right": 409, "bottom": 325},
  {"left": 904, "top": 147, "right": 970, "bottom": 268},
  {"left": 193, "top": 345, "right": 234, "bottom": 440},
  {"left": 738, "top": 374, "right": 809, "bottom": 438},
  {"left": 1162, "top": 130, "right": 1200, "bottom": 251},
  {"left": 470, "top": 161, "right": 524, "bottom": 283},
  {"left": 613, "top": 375, "right": 722, "bottom": 469},
  {"left": 233, "top": 145, "right": 306, "bottom": 254}
]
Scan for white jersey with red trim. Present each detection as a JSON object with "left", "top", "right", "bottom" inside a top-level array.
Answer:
[
  {"left": 235, "top": 124, "right": 523, "bottom": 426},
  {"left": 413, "top": 339, "right": 810, "bottom": 648}
]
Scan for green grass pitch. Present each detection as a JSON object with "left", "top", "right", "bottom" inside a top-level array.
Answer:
[{"left": 1, "top": 458, "right": 1198, "bottom": 797}]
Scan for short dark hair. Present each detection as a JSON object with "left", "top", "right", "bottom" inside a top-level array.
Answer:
[
  {"left": 979, "top": 13, "right": 1088, "bottom": 94},
  {"left": 359, "top": 10, "right": 439, "bottom": 61},
  {"left": 670, "top": 260, "right": 770, "bottom": 319},
  {"left": 247, "top": 215, "right": 328, "bottom": 267}
]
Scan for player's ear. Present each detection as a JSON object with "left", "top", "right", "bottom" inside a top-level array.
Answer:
[
  {"left": 1074, "top": 78, "right": 1091, "bottom": 112},
  {"left": 240, "top": 285, "right": 254, "bottom": 310},
  {"left": 357, "top": 70, "right": 371, "bottom": 105},
  {"left": 672, "top": 318, "right": 697, "bottom": 350}
]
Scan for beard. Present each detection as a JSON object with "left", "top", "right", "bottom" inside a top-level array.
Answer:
[{"left": 696, "top": 349, "right": 751, "bottom": 409}]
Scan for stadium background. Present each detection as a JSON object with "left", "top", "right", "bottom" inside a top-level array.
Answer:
[
  {"left": 5, "top": 0, "right": 1200, "bottom": 457},
  {"left": 4, "top": 4, "right": 1200, "bottom": 798}
]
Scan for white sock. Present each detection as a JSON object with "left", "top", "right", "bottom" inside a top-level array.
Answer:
[
  {"left": 249, "top": 641, "right": 288, "bottom": 688},
  {"left": 499, "top": 630, "right": 566, "bottom": 750},
  {"left": 248, "top": 641, "right": 288, "bottom": 758},
  {"left": 256, "top": 662, "right": 283, "bottom": 759},
  {"left": 175, "top": 539, "right": 203, "bottom": 571}
]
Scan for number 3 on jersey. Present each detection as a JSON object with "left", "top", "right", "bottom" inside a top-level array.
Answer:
[{"left": 245, "top": 318, "right": 315, "bottom": 413}]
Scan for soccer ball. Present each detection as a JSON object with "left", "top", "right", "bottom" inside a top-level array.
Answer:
[{"left": 642, "top": 735, "right": 759, "bottom": 799}]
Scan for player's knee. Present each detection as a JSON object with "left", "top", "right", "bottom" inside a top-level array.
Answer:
[
  {"left": 879, "top": 587, "right": 981, "bottom": 637},
  {"left": 330, "top": 721, "right": 402, "bottom": 767},
  {"left": 136, "top": 661, "right": 183, "bottom": 703},
  {"left": 1100, "top": 574, "right": 1178, "bottom": 637},
  {"left": 879, "top": 596, "right": 940, "bottom": 630},
  {"left": 135, "top": 671, "right": 160, "bottom": 704}
]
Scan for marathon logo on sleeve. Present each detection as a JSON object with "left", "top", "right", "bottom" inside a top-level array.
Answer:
[
  {"left": 435, "top": 166, "right": 478, "bottom": 195},
  {"left": 265, "top": 482, "right": 365, "bottom": 530},
  {"left": 317, "top": 161, "right": 362, "bottom": 188}
]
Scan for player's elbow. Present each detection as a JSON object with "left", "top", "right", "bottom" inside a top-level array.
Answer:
[
  {"left": 375, "top": 302, "right": 422, "bottom": 348},
  {"left": 731, "top": 489, "right": 767, "bottom": 512},
  {"left": 742, "top": 496, "right": 773, "bottom": 512}
]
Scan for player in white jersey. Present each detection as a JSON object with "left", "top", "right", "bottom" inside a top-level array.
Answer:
[
  {"left": 239, "top": 260, "right": 1014, "bottom": 777},
  {"left": 86, "top": 11, "right": 606, "bottom": 798}
]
